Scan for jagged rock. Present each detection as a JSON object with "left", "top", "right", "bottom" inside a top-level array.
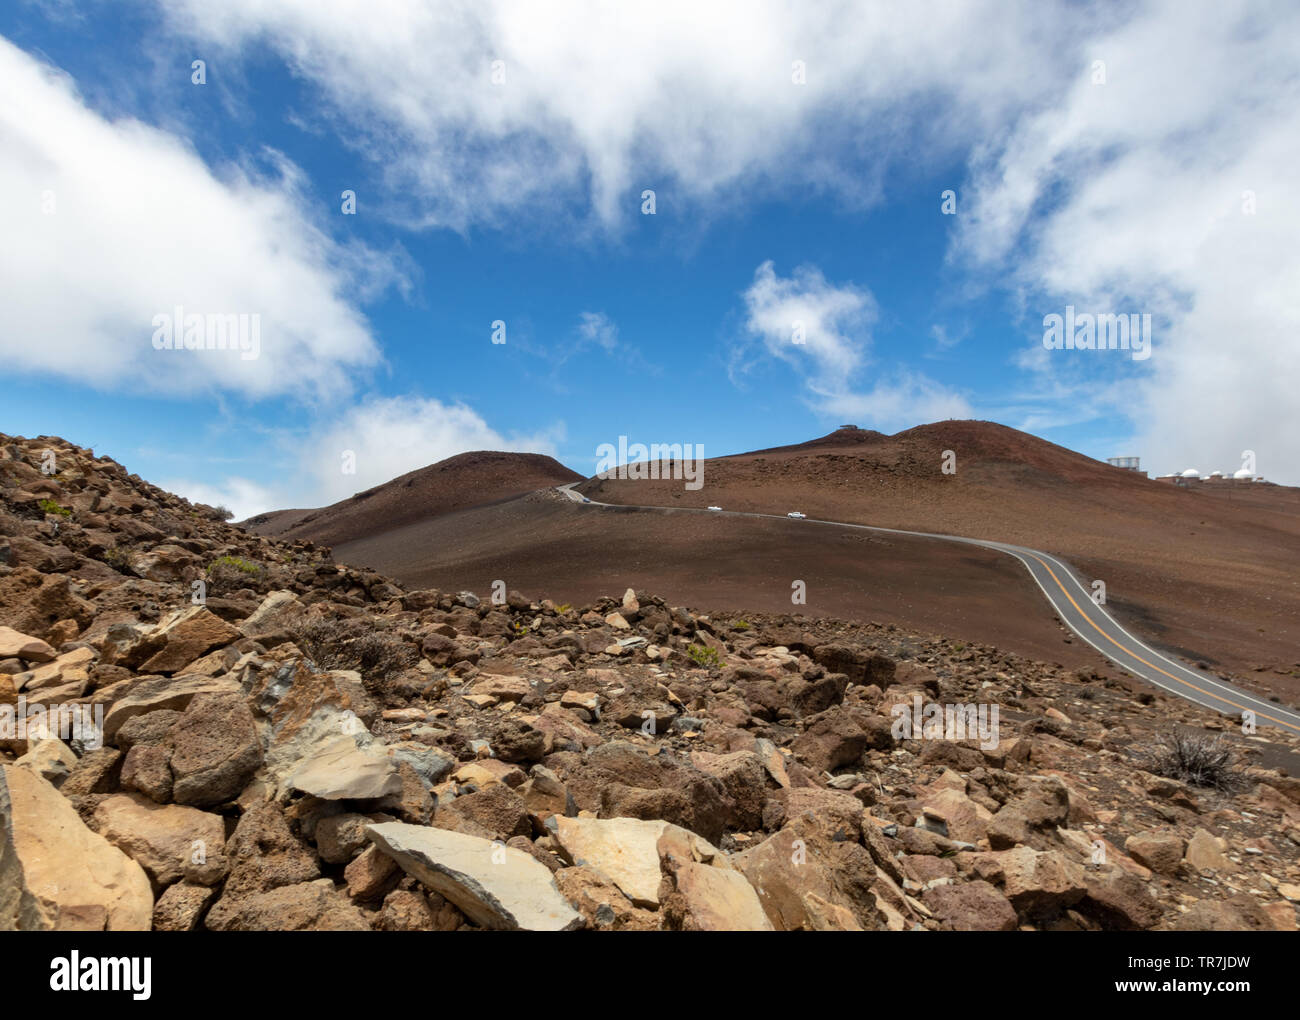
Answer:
[
  {"left": 660, "top": 833, "right": 772, "bottom": 932},
  {"left": 205, "top": 878, "right": 370, "bottom": 931},
  {"left": 0, "top": 764, "right": 153, "bottom": 930},
  {"left": 102, "top": 674, "right": 241, "bottom": 743},
  {"left": 218, "top": 801, "right": 320, "bottom": 901},
  {"left": 1124, "top": 830, "right": 1185, "bottom": 875},
  {"left": 0, "top": 625, "right": 56, "bottom": 662},
  {"left": 924, "top": 880, "right": 1018, "bottom": 931},
  {"left": 136, "top": 606, "right": 241, "bottom": 674},
  {"left": 167, "top": 692, "right": 263, "bottom": 807},
  {"left": 1184, "top": 828, "right": 1235, "bottom": 872},
  {"left": 1080, "top": 869, "right": 1163, "bottom": 930},
  {"left": 152, "top": 882, "right": 218, "bottom": 931},
  {"left": 1171, "top": 894, "right": 1275, "bottom": 931},
  {"left": 13, "top": 736, "right": 77, "bottom": 787},
  {"left": 366, "top": 822, "right": 582, "bottom": 931},
  {"left": 91, "top": 793, "right": 225, "bottom": 886},
  {"left": 791, "top": 707, "right": 868, "bottom": 772},
  {"left": 736, "top": 819, "right": 879, "bottom": 930},
  {"left": 552, "top": 816, "right": 718, "bottom": 908},
  {"left": 980, "top": 846, "right": 1087, "bottom": 918},
  {"left": 552, "top": 865, "right": 659, "bottom": 930},
  {"left": 288, "top": 734, "right": 403, "bottom": 801}
]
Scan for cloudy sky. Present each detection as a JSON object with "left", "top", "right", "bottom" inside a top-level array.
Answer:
[{"left": 3, "top": 0, "right": 1297, "bottom": 516}]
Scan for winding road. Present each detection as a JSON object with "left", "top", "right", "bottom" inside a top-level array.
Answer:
[{"left": 557, "top": 483, "right": 1300, "bottom": 736}]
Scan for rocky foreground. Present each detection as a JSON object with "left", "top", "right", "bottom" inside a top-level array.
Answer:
[{"left": 1, "top": 434, "right": 1298, "bottom": 932}]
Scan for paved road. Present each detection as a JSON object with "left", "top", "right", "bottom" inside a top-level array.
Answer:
[{"left": 557, "top": 483, "right": 1300, "bottom": 735}]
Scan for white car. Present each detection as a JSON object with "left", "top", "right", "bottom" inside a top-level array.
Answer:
[
  {"left": 707, "top": 505, "right": 723, "bottom": 511},
  {"left": 787, "top": 511, "right": 806, "bottom": 519}
]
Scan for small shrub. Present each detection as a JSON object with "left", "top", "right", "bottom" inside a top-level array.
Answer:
[
  {"left": 687, "top": 643, "right": 724, "bottom": 669},
  {"left": 207, "top": 555, "right": 263, "bottom": 595},
  {"left": 38, "top": 498, "right": 71, "bottom": 517},
  {"left": 1143, "top": 731, "right": 1249, "bottom": 793},
  {"left": 295, "top": 617, "right": 416, "bottom": 687},
  {"left": 732, "top": 619, "right": 751, "bottom": 632},
  {"left": 212, "top": 505, "right": 235, "bottom": 522},
  {"left": 208, "top": 554, "right": 260, "bottom": 575}
]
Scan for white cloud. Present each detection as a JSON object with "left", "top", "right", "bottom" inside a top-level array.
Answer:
[
  {"left": 577, "top": 311, "right": 618, "bottom": 352},
  {"left": 743, "top": 260, "right": 874, "bottom": 381},
  {"left": 294, "top": 395, "right": 562, "bottom": 507},
  {"left": 811, "top": 372, "right": 972, "bottom": 430},
  {"left": 741, "top": 260, "right": 968, "bottom": 429},
  {"left": 0, "top": 36, "right": 397, "bottom": 402},
  {"left": 153, "top": 0, "right": 1077, "bottom": 233},
  {"left": 167, "top": 395, "right": 564, "bottom": 517},
  {"left": 161, "top": 475, "right": 282, "bottom": 523},
  {"left": 952, "top": 0, "right": 1300, "bottom": 483}
]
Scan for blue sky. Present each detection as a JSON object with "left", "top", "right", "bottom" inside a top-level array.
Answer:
[{"left": 4, "top": 1, "right": 1298, "bottom": 516}]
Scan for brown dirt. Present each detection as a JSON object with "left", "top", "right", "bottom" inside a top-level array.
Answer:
[{"left": 331, "top": 491, "right": 1103, "bottom": 671}]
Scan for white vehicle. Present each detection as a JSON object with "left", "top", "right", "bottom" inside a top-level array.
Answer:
[
  {"left": 707, "top": 505, "right": 723, "bottom": 511},
  {"left": 787, "top": 511, "right": 806, "bottom": 519}
]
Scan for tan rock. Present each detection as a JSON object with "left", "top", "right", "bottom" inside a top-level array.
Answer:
[
  {"left": 1125, "top": 830, "right": 1185, "bottom": 875},
  {"left": 13, "top": 737, "right": 77, "bottom": 787},
  {"left": 553, "top": 816, "right": 677, "bottom": 907},
  {"left": 102, "top": 674, "right": 241, "bottom": 743},
  {"left": 91, "top": 793, "right": 226, "bottom": 886},
  {"left": 366, "top": 822, "right": 581, "bottom": 931},
  {"left": 0, "top": 764, "right": 153, "bottom": 929},
  {"left": 138, "top": 607, "right": 241, "bottom": 675},
  {"left": 0, "top": 626, "right": 56, "bottom": 663},
  {"left": 1184, "top": 828, "right": 1235, "bottom": 872},
  {"left": 662, "top": 858, "right": 773, "bottom": 931}
]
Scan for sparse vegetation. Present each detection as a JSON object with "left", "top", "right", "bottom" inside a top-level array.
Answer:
[
  {"left": 208, "top": 554, "right": 260, "bottom": 575},
  {"left": 294, "top": 616, "right": 416, "bottom": 688},
  {"left": 1143, "top": 731, "right": 1250, "bottom": 793},
  {"left": 687, "top": 643, "right": 724, "bottom": 669},
  {"left": 732, "top": 619, "right": 751, "bottom": 631},
  {"left": 207, "top": 554, "right": 263, "bottom": 595},
  {"left": 38, "top": 497, "right": 71, "bottom": 517}
]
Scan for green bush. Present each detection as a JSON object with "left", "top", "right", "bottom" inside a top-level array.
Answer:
[
  {"left": 208, "top": 555, "right": 260, "bottom": 575},
  {"left": 687, "top": 643, "right": 724, "bottom": 669},
  {"left": 38, "top": 498, "right": 71, "bottom": 517}
]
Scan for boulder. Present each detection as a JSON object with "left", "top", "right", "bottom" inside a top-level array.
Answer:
[
  {"left": 91, "top": 793, "right": 226, "bottom": 886},
  {"left": 0, "top": 626, "right": 56, "bottom": 663},
  {"left": 366, "top": 822, "right": 582, "bottom": 931},
  {"left": 167, "top": 692, "right": 264, "bottom": 807},
  {"left": 205, "top": 878, "right": 370, "bottom": 931},
  {"left": 0, "top": 764, "right": 153, "bottom": 930},
  {"left": 138, "top": 607, "right": 241, "bottom": 674}
]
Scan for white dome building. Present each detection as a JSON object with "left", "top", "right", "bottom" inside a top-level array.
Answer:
[
  {"left": 1181, "top": 468, "right": 1200, "bottom": 479},
  {"left": 1233, "top": 468, "right": 1253, "bottom": 480}
]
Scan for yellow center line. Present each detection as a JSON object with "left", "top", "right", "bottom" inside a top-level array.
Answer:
[{"left": 1026, "top": 552, "right": 1300, "bottom": 735}]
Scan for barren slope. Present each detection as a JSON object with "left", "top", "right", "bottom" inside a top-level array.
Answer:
[
  {"left": 577, "top": 422, "right": 1300, "bottom": 694},
  {"left": 243, "top": 450, "right": 582, "bottom": 548}
]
